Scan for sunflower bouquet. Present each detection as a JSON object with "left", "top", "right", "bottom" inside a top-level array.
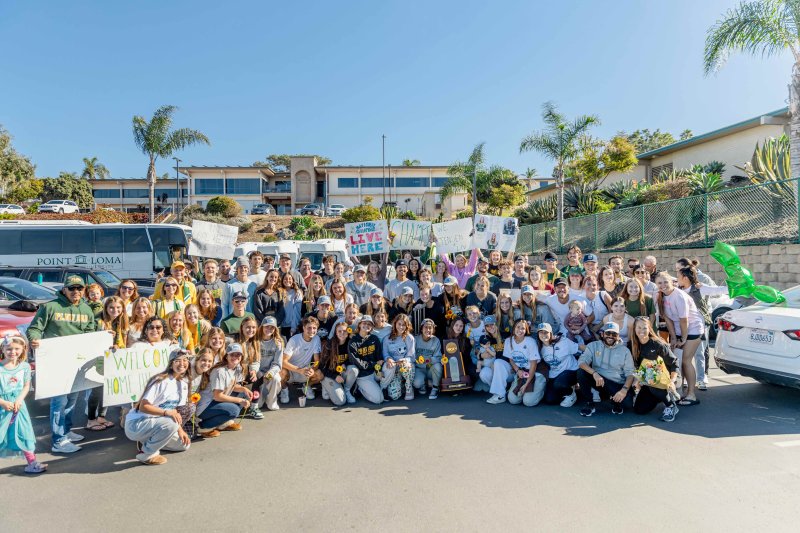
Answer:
[{"left": 633, "top": 357, "right": 671, "bottom": 389}]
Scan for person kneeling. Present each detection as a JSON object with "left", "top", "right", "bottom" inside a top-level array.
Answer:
[
  {"left": 195, "top": 344, "right": 253, "bottom": 436},
  {"left": 577, "top": 323, "right": 635, "bottom": 416},
  {"left": 413, "top": 319, "right": 443, "bottom": 399},
  {"left": 487, "top": 319, "right": 545, "bottom": 406},
  {"left": 124, "top": 349, "right": 192, "bottom": 465},
  {"left": 630, "top": 317, "right": 680, "bottom": 422}
]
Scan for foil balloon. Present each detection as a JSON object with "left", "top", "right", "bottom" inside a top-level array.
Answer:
[{"left": 709, "top": 241, "right": 785, "bottom": 304}]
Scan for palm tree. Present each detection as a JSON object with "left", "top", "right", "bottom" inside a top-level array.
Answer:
[
  {"left": 704, "top": 0, "right": 799, "bottom": 177},
  {"left": 523, "top": 167, "right": 539, "bottom": 190},
  {"left": 132, "top": 105, "right": 210, "bottom": 220},
  {"left": 402, "top": 158, "right": 421, "bottom": 166},
  {"left": 441, "top": 142, "right": 515, "bottom": 216},
  {"left": 519, "top": 102, "right": 599, "bottom": 243},
  {"left": 81, "top": 157, "right": 110, "bottom": 180}
]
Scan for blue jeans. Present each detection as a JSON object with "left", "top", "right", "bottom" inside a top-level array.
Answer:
[
  {"left": 50, "top": 392, "right": 80, "bottom": 445},
  {"left": 198, "top": 401, "right": 240, "bottom": 429}
]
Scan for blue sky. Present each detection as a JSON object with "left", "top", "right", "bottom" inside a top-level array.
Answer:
[{"left": 0, "top": 0, "right": 791, "bottom": 179}]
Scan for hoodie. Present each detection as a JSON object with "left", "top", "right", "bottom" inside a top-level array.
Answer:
[
  {"left": 347, "top": 333, "right": 382, "bottom": 378},
  {"left": 578, "top": 339, "right": 635, "bottom": 384},
  {"left": 26, "top": 293, "right": 97, "bottom": 341}
]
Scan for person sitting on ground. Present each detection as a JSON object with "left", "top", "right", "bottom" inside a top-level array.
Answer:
[
  {"left": 630, "top": 317, "right": 680, "bottom": 422},
  {"left": 195, "top": 344, "right": 253, "bottom": 437},
  {"left": 413, "top": 318, "right": 443, "bottom": 399},
  {"left": 254, "top": 316, "right": 284, "bottom": 412},
  {"left": 536, "top": 323, "right": 582, "bottom": 407},
  {"left": 320, "top": 321, "right": 358, "bottom": 406},
  {"left": 278, "top": 316, "right": 323, "bottom": 404},
  {"left": 487, "top": 319, "right": 545, "bottom": 406},
  {"left": 577, "top": 322, "right": 635, "bottom": 417},
  {"left": 381, "top": 314, "right": 416, "bottom": 401},
  {"left": 347, "top": 315, "right": 384, "bottom": 404}
]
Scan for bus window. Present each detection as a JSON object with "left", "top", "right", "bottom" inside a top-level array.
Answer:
[
  {"left": 3, "top": 230, "right": 21, "bottom": 255},
  {"left": 63, "top": 229, "right": 95, "bottom": 253},
  {"left": 123, "top": 228, "right": 150, "bottom": 253},
  {"left": 21, "top": 230, "right": 61, "bottom": 254},
  {"left": 148, "top": 227, "right": 172, "bottom": 271},
  {"left": 95, "top": 228, "right": 124, "bottom": 253}
]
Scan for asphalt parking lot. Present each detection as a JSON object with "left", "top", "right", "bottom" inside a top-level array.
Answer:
[{"left": 2, "top": 360, "right": 799, "bottom": 533}]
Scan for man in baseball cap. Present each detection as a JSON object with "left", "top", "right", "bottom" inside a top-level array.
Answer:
[
  {"left": 577, "top": 321, "right": 635, "bottom": 417},
  {"left": 346, "top": 263, "right": 377, "bottom": 307},
  {"left": 220, "top": 290, "right": 255, "bottom": 335},
  {"left": 385, "top": 260, "right": 418, "bottom": 302},
  {"left": 153, "top": 258, "right": 197, "bottom": 304},
  {"left": 543, "top": 252, "right": 563, "bottom": 285},
  {"left": 583, "top": 253, "right": 599, "bottom": 278}
]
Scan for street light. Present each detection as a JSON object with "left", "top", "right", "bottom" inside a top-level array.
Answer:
[
  {"left": 382, "top": 134, "right": 386, "bottom": 205},
  {"left": 173, "top": 157, "right": 181, "bottom": 213}
]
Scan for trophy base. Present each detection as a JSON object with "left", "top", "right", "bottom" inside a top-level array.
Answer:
[{"left": 441, "top": 377, "right": 472, "bottom": 393}]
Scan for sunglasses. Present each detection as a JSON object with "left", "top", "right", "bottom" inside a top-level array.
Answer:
[
  {"left": 164, "top": 283, "right": 178, "bottom": 288},
  {"left": 66, "top": 285, "right": 84, "bottom": 291},
  {"left": 120, "top": 286, "right": 135, "bottom": 291},
  {"left": 604, "top": 332, "right": 619, "bottom": 337},
  {"left": 147, "top": 325, "right": 164, "bottom": 330}
]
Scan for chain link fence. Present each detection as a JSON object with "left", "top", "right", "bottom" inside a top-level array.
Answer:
[{"left": 516, "top": 178, "right": 799, "bottom": 254}]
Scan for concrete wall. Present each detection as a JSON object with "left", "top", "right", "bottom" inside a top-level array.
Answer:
[{"left": 593, "top": 243, "right": 799, "bottom": 291}]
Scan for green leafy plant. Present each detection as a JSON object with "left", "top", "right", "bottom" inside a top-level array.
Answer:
[
  {"left": 737, "top": 134, "right": 794, "bottom": 199},
  {"left": 514, "top": 196, "right": 557, "bottom": 225},
  {"left": 686, "top": 171, "right": 724, "bottom": 195},
  {"left": 398, "top": 210, "right": 418, "bottom": 220},
  {"left": 341, "top": 204, "right": 382, "bottom": 224},
  {"left": 455, "top": 209, "right": 473, "bottom": 219},
  {"left": 379, "top": 204, "right": 399, "bottom": 221},
  {"left": 205, "top": 196, "right": 242, "bottom": 217}
]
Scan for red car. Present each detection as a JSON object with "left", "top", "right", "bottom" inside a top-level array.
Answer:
[{"left": 0, "top": 307, "right": 36, "bottom": 339}]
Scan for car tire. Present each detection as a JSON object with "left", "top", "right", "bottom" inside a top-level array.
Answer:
[
  {"left": 58, "top": 208, "right": 64, "bottom": 214},
  {"left": 709, "top": 306, "right": 730, "bottom": 341}
]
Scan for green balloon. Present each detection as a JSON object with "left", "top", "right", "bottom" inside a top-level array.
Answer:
[
  {"left": 724, "top": 265, "right": 754, "bottom": 287},
  {"left": 710, "top": 241, "right": 740, "bottom": 268},
  {"left": 727, "top": 280, "right": 754, "bottom": 298},
  {"left": 753, "top": 285, "right": 786, "bottom": 304}
]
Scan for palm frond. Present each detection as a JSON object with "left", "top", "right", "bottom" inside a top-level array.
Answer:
[{"left": 160, "top": 128, "right": 211, "bottom": 157}]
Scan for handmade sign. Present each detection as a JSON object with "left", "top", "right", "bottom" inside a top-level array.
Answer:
[
  {"left": 709, "top": 241, "right": 786, "bottom": 304},
  {"left": 432, "top": 218, "right": 473, "bottom": 255},
  {"left": 471, "top": 215, "right": 518, "bottom": 252},
  {"left": 188, "top": 220, "right": 239, "bottom": 260},
  {"left": 345, "top": 220, "right": 389, "bottom": 256},
  {"left": 103, "top": 341, "right": 174, "bottom": 406},
  {"left": 389, "top": 219, "right": 431, "bottom": 251},
  {"left": 34, "top": 331, "right": 111, "bottom": 399}
]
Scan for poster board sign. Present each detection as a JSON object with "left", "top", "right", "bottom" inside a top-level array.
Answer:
[
  {"left": 471, "top": 215, "right": 518, "bottom": 252},
  {"left": 188, "top": 220, "right": 239, "bottom": 260},
  {"left": 103, "top": 341, "right": 173, "bottom": 407},
  {"left": 433, "top": 218, "right": 473, "bottom": 254},
  {"left": 34, "top": 331, "right": 111, "bottom": 399},
  {"left": 345, "top": 220, "right": 389, "bottom": 256},
  {"left": 389, "top": 219, "right": 431, "bottom": 251}
]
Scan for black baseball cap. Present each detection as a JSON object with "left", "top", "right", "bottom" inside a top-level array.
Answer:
[
  {"left": 553, "top": 277, "right": 568, "bottom": 287},
  {"left": 544, "top": 252, "right": 557, "bottom": 262}
]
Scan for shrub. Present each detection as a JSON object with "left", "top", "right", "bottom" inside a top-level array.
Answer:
[
  {"left": 263, "top": 234, "right": 278, "bottom": 243},
  {"left": 455, "top": 209, "right": 473, "bottom": 219},
  {"left": 179, "top": 204, "right": 204, "bottom": 223},
  {"left": 341, "top": 204, "right": 382, "bottom": 223},
  {"left": 639, "top": 177, "right": 691, "bottom": 204},
  {"left": 205, "top": 196, "right": 242, "bottom": 217},
  {"left": 289, "top": 216, "right": 315, "bottom": 232},
  {"left": 399, "top": 210, "right": 418, "bottom": 220}
]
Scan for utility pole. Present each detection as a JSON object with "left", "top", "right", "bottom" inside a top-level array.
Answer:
[
  {"left": 382, "top": 134, "right": 386, "bottom": 205},
  {"left": 173, "top": 157, "right": 181, "bottom": 213},
  {"left": 472, "top": 165, "right": 477, "bottom": 218}
]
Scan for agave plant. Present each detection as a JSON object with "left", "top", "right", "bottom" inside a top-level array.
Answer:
[
  {"left": 514, "top": 196, "right": 557, "bottom": 225},
  {"left": 564, "top": 183, "right": 600, "bottom": 213},
  {"left": 379, "top": 204, "right": 399, "bottom": 221},
  {"left": 686, "top": 171, "right": 724, "bottom": 195},
  {"left": 702, "top": 160, "right": 726, "bottom": 175},
  {"left": 616, "top": 182, "right": 651, "bottom": 209},
  {"left": 600, "top": 180, "right": 637, "bottom": 204},
  {"left": 737, "top": 134, "right": 794, "bottom": 199}
]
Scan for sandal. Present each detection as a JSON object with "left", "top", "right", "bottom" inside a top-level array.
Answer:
[
  {"left": 100, "top": 420, "right": 115, "bottom": 429},
  {"left": 85, "top": 422, "right": 107, "bottom": 431},
  {"left": 677, "top": 397, "right": 700, "bottom": 406}
]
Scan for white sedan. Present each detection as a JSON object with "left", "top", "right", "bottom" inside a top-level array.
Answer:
[
  {"left": 715, "top": 285, "right": 800, "bottom": 389},
  {"left": 0, "top": 204, "right": 25, "bottom": 214}
]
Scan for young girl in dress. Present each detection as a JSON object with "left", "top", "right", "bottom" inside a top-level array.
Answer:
[{"left": 0, "top": 336, "right": 46, "bottom": 473}]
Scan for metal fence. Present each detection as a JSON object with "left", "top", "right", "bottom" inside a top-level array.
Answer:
[{"left": 516, "top": 178, "right": 800, "bottom": 255}]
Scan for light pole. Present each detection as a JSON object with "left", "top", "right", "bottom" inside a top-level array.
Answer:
[
  {"left": 471, "top": 165, "right": 477, "bottom": 218},
  {"left": 382, "top": 134, "right": 386, "bottom": 206},
  {"left": 173, "top": 157, "right": 182, "bottom": 213}
]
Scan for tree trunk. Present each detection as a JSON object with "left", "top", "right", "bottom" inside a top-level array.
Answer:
[
  {"left": 555, "top": 166, "right": 564, "bottom": 250},
  {"left": 790, "top": 61, "right": 800, "bottom": 180},
  {"left": 148, "top": 157, "right": 156, "bottom": 222}
]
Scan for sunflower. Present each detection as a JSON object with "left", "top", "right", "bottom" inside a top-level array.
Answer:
[
  {"left": 190, "top": 393, "right": 201, "bottom": 404},
  {"left": 441, "top": 356, "right": 449, "bottom": 364},
  {"left": 336, "top": 365, "right": 344, "bottom": 373},
  {"left": 416, "top": 355, "right": 425, "bottom": 364}
]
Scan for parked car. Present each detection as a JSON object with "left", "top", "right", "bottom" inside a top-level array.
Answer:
[
  {"left": 0, "top": 204, "right": 25, "bottom": 215},
  {"left": 0, "top": 305, "right": 39, "bottom": 341},
  {"left": 38, "top": 200, "right": 80, "bottom": 214},
  {"left": 251, "top": 203, "right": 275, "bottom": 215},
  {"left": 0, "top": 266, "right": 154, "bottom": 298},
  {"left": 715, "top": 285, "right": 800, "bottom": 389},
  {"left": 326, "top": 204, "right": 346, "bottom": 217},
  {"left": 0, "top": 276, "right": 57, "bottom": 306},
  {"left": 300, "top": 203, "right": 323, "bottom": 216}
]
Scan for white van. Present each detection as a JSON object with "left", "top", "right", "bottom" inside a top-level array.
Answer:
[
  {"left": 257, "top": 241, "right": 301, "bottom": 266},
  {"left": 297, "top": 239, "right": 350, "bottom": 270}
]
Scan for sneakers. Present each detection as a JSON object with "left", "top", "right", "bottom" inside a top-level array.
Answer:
[
  {"left": 419, "top": 386, "right": 427, "bottom": 395},
  {"left": 321, "top": 388, "right": 330, "bottom": 401},
  {"left": 305, "top": 387, "right": 316, "bottom": 400},
  {"left": 404, "top": 390, "right": 414, "bottom": 401},
  {"left": 199, "top": 429, "right": 220, "bottom": 438},
  {"left": 696, "top": 381, "right": 708, "bottom": 391},
  {"left": 345, "top": 391, "right": 357, "bottom": 404},
  {"left": 611, "top": 403, "right": 624, "bottom": 415},
  {"left": 248, "top": 406, "right": 264, "bottom": 420},
  {"left": 66, "top": 431, "right": 85, "bottom": 442},
  {"left": 136, "top": 452, "right": 167, "bottom": 465},
  {"left": 579, "top": 403, "right": 596, "bottom": 417},
  {"left": 24, "top": 461, "right": 47, "bottom": 474},
  {"left": 660, "top": 404, "right": 679, "bottom": 422},
  {"left": 486, "top": 394, "right": 506, "bottom": 405},
  {"left": 559, "top": 390, "right": 577, "bottom": 407},
  {"left": 221, "top": 423, "right": 242, "bottom": 431},
  {"left": 591, "top": 389, "right": 601, "bottom": 403},
  {"left": 51, "top": 439, "right": 82, "bottom": 454},
  {"left": 429, "top": 387, "right": 439, "bottom": 400},
  {"left": 279, "top": 387, "right": 290, "bottom": 404}
]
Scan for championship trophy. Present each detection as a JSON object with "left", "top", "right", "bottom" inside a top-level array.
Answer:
[{"left": 440, "top": 339, "right": 472, "bottom": 392}]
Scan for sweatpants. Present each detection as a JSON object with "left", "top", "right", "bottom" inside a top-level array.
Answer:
[
  {"left": 256, "top": 369, "right": 282, "bottom": 411},
  {"left": 124, "top": 416, "right": 190, "bottom": 458},
  {"left": 320, "top": 366, "right": 358, "bottom": 406},
  {"left": 576, "top": 369, "right": 634, "bottom": 408},
  {"left": 507, "top": 373, "right": 546, "bottom": 407},
  {"left": 198, "top": 401, "right": 240, "bottom": 429},
  {"left": 413, "top": 363, "right": 443, "bottom": 390},
  {"left": 543, "top": 370, "right": 578, "bottom": 405},
  {"left": 489, "top": 359, "right": 515, "bottom": 397},
  {"left": 356, "top": 374, "right": 384, "bottom": 404},
  {"left": 381, "top": 361, "right": 414, "bottom": 400},
  {"left": 633, "top": 386, "right": 674, "bottom": 414},
  {"left": 478, "top": 364, "right": 494, "bottom": 391}
]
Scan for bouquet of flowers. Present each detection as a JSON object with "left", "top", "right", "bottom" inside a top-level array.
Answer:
[{"left": 634, "top": 357, "right": 671, "bottom": 389}]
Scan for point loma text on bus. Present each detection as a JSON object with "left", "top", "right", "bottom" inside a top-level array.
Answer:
[{"left": 36, "top": 255, "right": 123, "bottom": 267}]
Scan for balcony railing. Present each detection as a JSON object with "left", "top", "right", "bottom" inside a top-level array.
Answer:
[{"left": 263, "top": 186, "right": 292, "bottom": 194}]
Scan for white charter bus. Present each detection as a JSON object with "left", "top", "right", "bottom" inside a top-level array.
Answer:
[{"left": 0, "top": 223, "right": 190, "bottom": 284}]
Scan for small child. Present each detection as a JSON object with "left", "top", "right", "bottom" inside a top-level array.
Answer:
[
  {"left": 564, "top": 300, "right": 593, "bottom": 344},
  {"left": 475, "top": 335, "right": 497, "bottom": 374},
  {"left": 413, "top": 319, "right": 443, "bottom": 399},
  {"left": 0, "top": 335, "right": 47, "bottom": 474}
]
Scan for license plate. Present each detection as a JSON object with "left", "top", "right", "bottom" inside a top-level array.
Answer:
[{"left": 749, "top": 328, "right": 774, "bottom": 345}]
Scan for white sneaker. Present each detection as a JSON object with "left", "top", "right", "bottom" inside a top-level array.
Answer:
[
  {"left": 404, "top": 390, "right": 414, "bottom": 401},
  {"left": 428, "top": 388, "right": 439, "bottom": 400},
  {"left": 345, "top": 391, "right": 356, "bottom": 404},
  {"left": 66, "top": 431, "right": 85, "bottom": 442},
  {"left": 419, "top": 386, "right": 427, "bottom": 395},
  {"left": 560, "top": 391, "right": 577, "bottom": 407},
  {"left": 321, "top": 388, "right": 330, "bottom": 401},
  {"left": 279, "top": 387, "right": 290, "bottom": 404},
  {"left": 592, "top": 389, "right": 601, "bottom": 403},
  {"left": 51, "top": 439, "right": 82, "bottom": 454},
  {"left": 486, "top": 394, "right": 506, "bottom": 405},
  {"left": 305, "top": 387, "right": 316, "bottom": 400}
]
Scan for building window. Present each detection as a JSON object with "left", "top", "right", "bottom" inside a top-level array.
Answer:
[
  {"left": 276, "top": 204, "right": 292, "bottom": 215},
  {"left": 225, "top": 179, "right": 260, "bottom": 195},
  {"left": 154, "top": 188, "right": 189, "bottom": 199},
  {"left": 268, "top": 181, "right": 291, "bottom": 192},
  {"left": 432, "top": 177, "right": 448, "bottom": 187},
  {"left": 93, "top": 189, "right": 121, "bottom": 198},
  {"left": 396, "top": 177, "right": 430, "bottom": 188},
  {"left": 361, "top": 177, "right": 394, "bottom": 188},
  {"left": 338, "top": 177, "right": 358, "bottom": 188},
  {"left": 122, "top": 188, "right": 150, "bottom": 199},
  {"left": 650, "top": 163, "right": 673, "bottom": 181},
  {"left": 195, "top": 178, "right": 225, "bottom": 195},
  {"left": 435, "top": 193, "right": 442, "bottom": 209}
]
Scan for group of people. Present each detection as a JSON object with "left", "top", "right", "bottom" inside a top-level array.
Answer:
[{"left": 0, "top": 243, "right": 726, "bottom": 471}]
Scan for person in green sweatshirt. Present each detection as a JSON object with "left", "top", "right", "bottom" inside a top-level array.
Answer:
[{"left": 27, "top": 275, "right": 98, "bottom": 454}]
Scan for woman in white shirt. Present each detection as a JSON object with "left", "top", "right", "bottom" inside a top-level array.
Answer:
[
  {"left": 123, "top": 348, "right": 192, "bottom": 466},
  {"left": 656, "top": 272, "right": 704, "bottom": 406},
  {"left": 195, "top": 344, "right": 254, "bottom": 436},
  {"left": 487, "top": 319, "right": 545, "bottom": 406}
]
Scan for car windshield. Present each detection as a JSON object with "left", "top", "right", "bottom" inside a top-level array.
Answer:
[
  {"left": 94, "top": 270, "right": 121, "bottom": 288},
  {"left": 768, "top": 285, "right": 800, "bottom": 308},
  {"left": 0, "top": 278, "right": 56, "bottom": 300}
]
